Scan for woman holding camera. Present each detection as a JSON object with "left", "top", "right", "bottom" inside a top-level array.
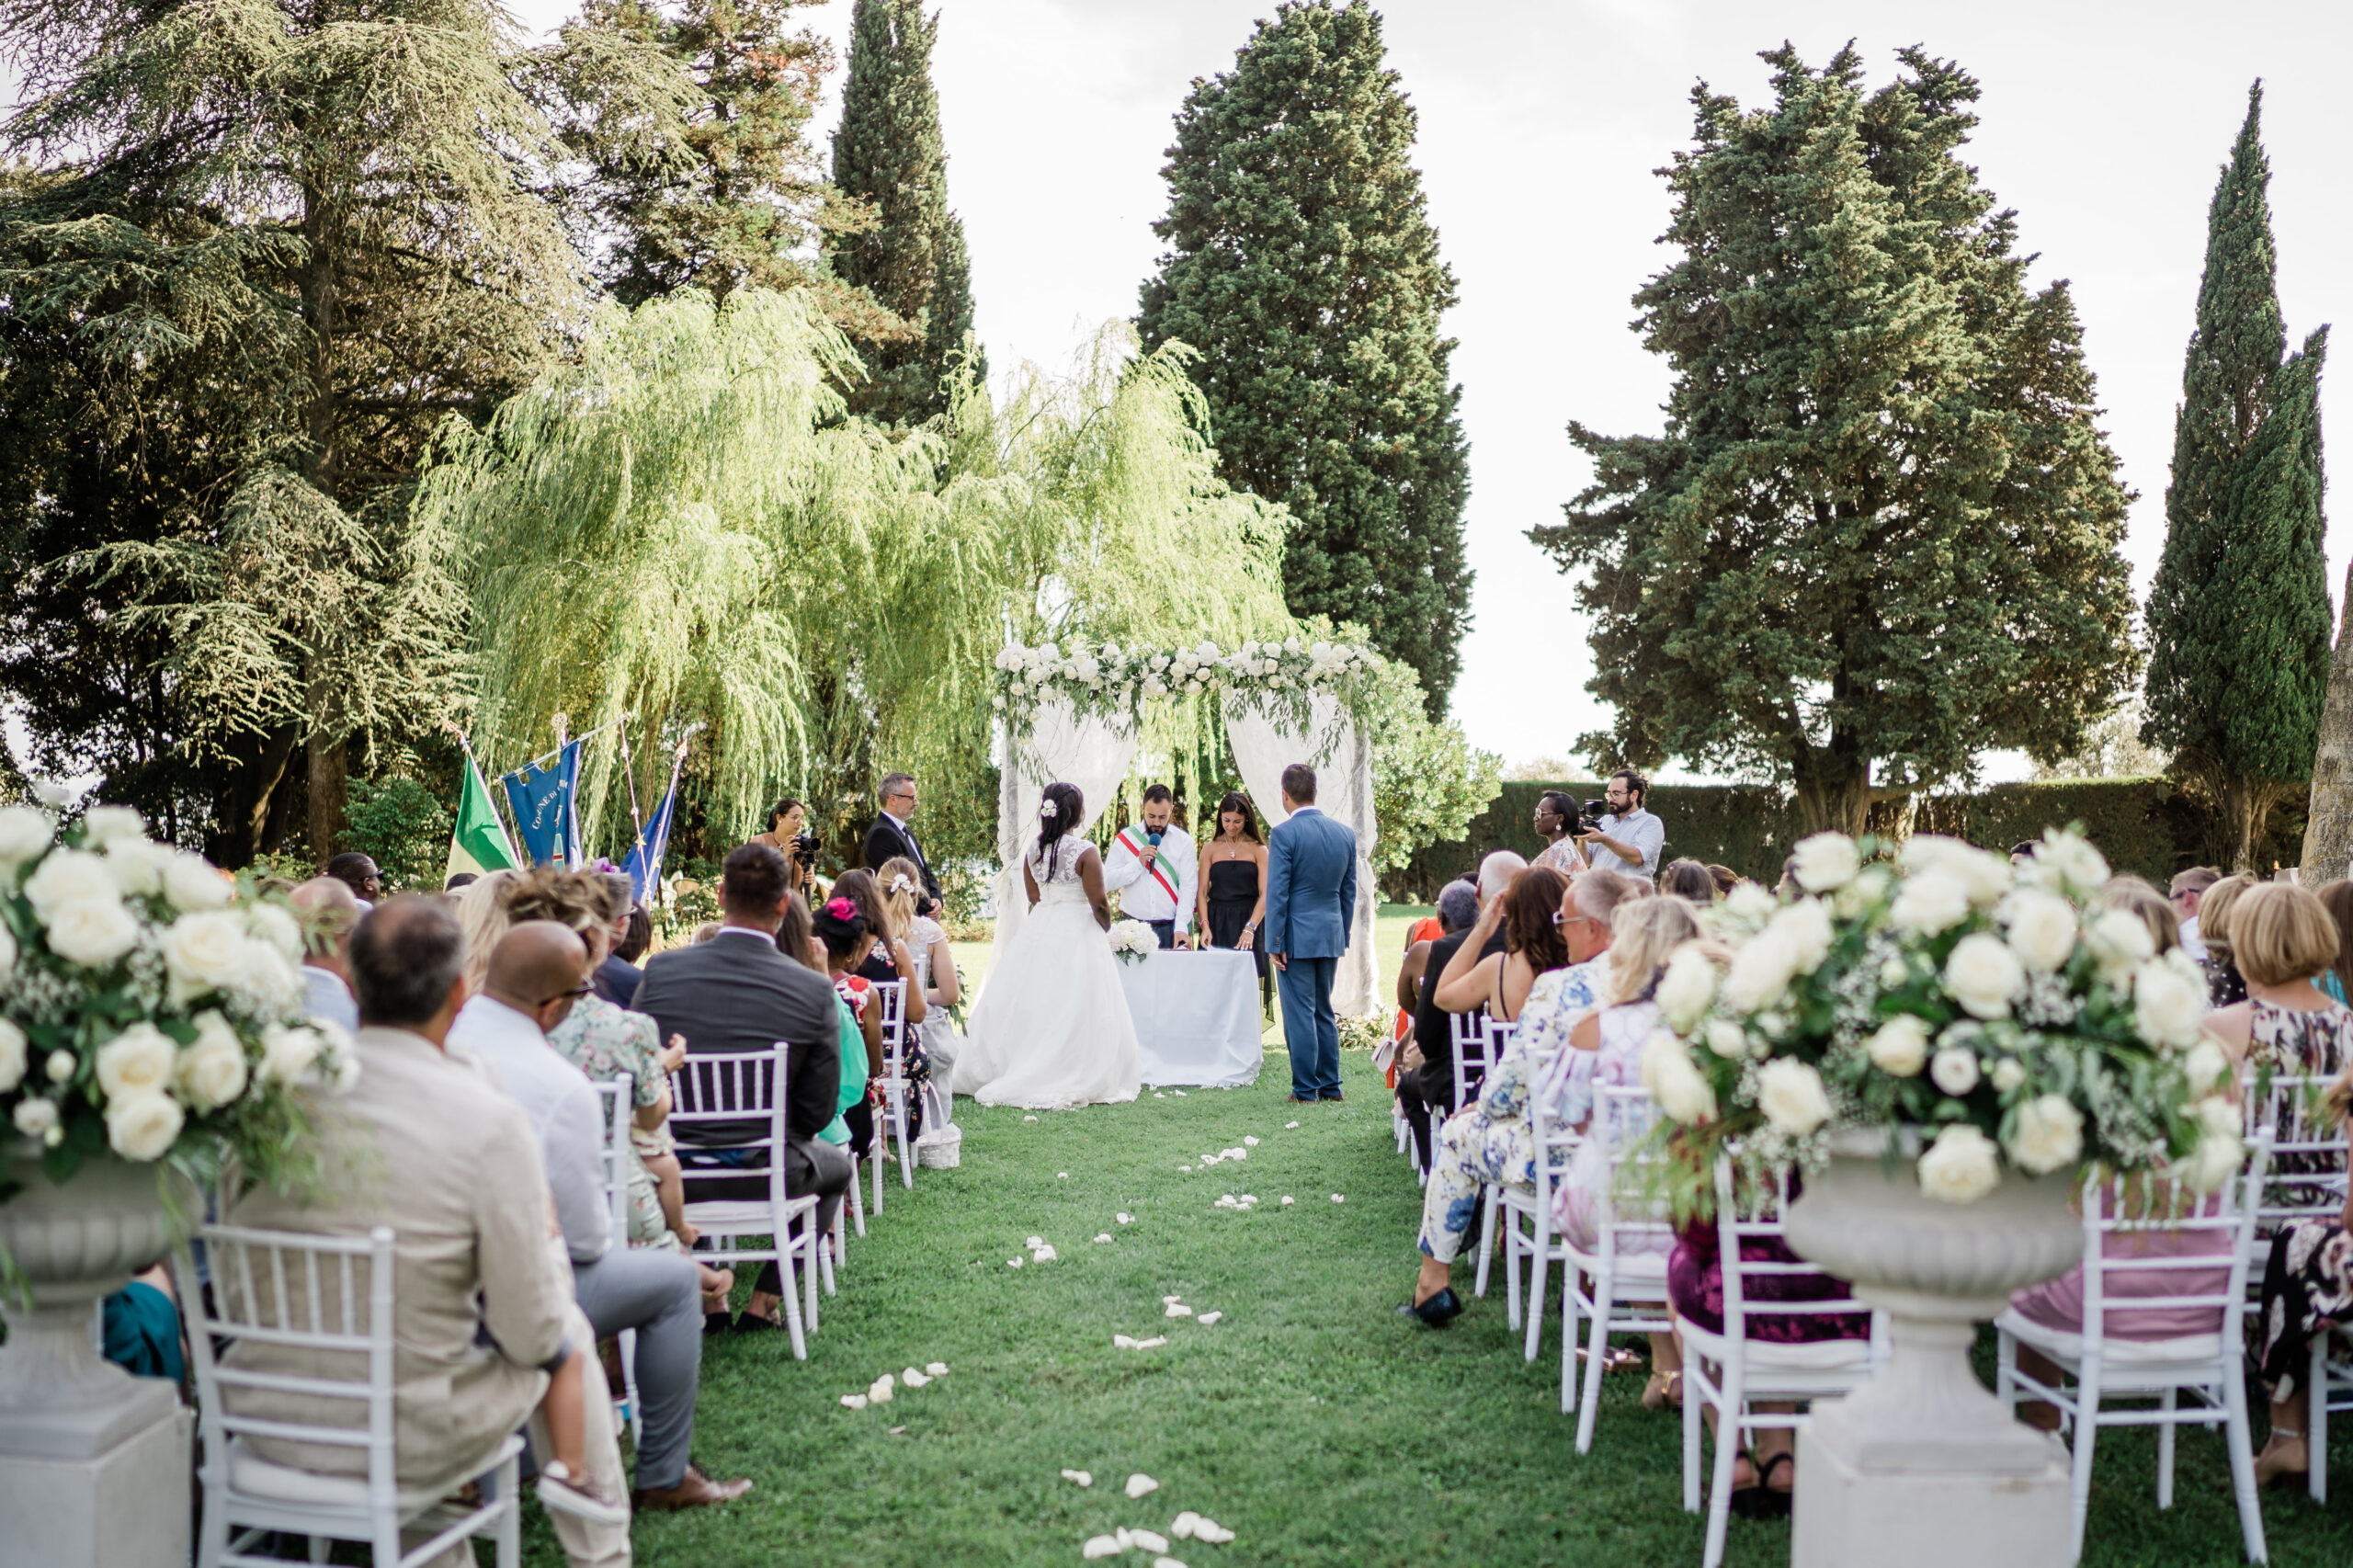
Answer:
[
  {"left": 1532, "top": 790, "right": 1589, "bottom": 877},
  {"left": 751, "top": 798, "right": 816, "bottom": 893}
]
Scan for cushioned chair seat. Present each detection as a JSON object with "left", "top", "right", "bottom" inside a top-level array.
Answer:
[
  {"left": 1678, "top": 1319, "right": 1875, "bottom": 1374},
  {"left": 1993, "top": 1309, "right": 2224, "bottom": 1369},
  {"left": 225, "top": 1434, "right": 522, "bottom": 1514}
]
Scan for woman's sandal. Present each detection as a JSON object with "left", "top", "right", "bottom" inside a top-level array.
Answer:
[
  {"left": 1731, "top": 1452, "right": 1794, "bottom": 1519},
  {"left": 1641, "top": 1370, "right": 1683, "bottom": 1410},
  {"left": 2256, "top": 1427, "right": 2308, "bottom": 1490}
]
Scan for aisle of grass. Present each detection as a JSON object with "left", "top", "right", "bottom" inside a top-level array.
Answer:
[{"left": 517, "top": 1040, "right": 2353, "bottom": 1568}]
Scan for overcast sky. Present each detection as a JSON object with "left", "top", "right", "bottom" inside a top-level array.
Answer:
[{"left": 521, "top": 1, "right": 2351, "bottom": 778}]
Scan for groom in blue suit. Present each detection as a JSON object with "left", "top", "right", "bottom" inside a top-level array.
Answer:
[{"left": 1263, "top": 762, "right": 1358, "bottom": 1103}]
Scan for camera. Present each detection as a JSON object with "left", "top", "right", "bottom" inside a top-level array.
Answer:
[
  {"left": 790, "top": 830, "right": 821, "bottom": 859},
  {"left": 1576, "top": 800, "right": 1610, "bottom": 835}
]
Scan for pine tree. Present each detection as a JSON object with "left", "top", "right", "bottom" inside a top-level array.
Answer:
[
  {"left": 1136, "top": 0, "right": 1471, "bottom": 713},
  {"left": 1532, "top": 47, "right": 2139, "bottom": 836},
  {"left": 2143, "top": 85, "right": 2331, "bottom": 871},
  {"left": 826, "top": 0, "right": 983, "bottom": 426}
]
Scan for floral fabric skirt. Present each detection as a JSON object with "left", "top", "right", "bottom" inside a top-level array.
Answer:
[{"left": 2256, "top": 1221, "right": 2353, "bottom": 1402}]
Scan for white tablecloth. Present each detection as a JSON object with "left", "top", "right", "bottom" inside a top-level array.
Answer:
[{"left": 1118, "top": 948, "right": 1264, "bottom": 1088}]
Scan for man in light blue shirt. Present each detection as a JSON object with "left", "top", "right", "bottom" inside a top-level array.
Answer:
[
  {"left": 290, "top": 877, "right": 360, "bottom": 1035},
  {"left": 1581, "top": 768, "right": 1665, "bottom": 884}
]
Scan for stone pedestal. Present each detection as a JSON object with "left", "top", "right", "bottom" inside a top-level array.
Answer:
[
  {"left": 1795, "top": 1415, "right": 2070, "bottom": 1568},
  {"left": 0, "top": 1400, "right": 191, "bottom": 1568}
]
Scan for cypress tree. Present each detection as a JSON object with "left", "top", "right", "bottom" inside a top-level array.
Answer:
[
  {"left": 1137, "top": 0, "right": 1472, "bottom": 714},
  {"left": 2144, "top": 84, "right": 2332, "bottom": 870},
  {"left": 827, "top": 0, "right": 983, "bottom": 426}
]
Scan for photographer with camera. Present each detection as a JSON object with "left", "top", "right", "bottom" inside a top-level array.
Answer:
[
  {"left": 1532, "top": 790, "right": 1589, "bottom": 877},
  {"left": 752, "top": 798, "right": 819, "bottom": 894},
  {"left": 1580, "top": 768, "right": 1664, "bottom": 884}
]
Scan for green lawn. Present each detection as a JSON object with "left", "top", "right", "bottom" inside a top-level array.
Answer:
[{"left": 516, "top": 1032, "right": 2353, "bottom": 1568}]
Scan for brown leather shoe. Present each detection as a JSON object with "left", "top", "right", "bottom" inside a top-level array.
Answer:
[{"left": 631, "top": 1464, "right": 754, "bottom": 1512}]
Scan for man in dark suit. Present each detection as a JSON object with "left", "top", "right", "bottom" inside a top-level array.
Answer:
[
  {"left": 634, "top": 843, "right": 848, "bottom": 1335},
  {"left": 1263, "top": 762, "right": 1359, "bottom": 1104},
  {"left": 863, "top": 771, "right": 942, "bottom": 918}
]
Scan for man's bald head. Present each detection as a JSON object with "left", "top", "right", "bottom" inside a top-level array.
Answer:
[
  {"left": 482, "top": 920, "right": 589, "bottom": 1034},
  {"left": 290, "top": 876, "right": 360, "bottom": 968}
]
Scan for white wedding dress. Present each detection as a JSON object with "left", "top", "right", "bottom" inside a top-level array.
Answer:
[{"left": 955, "top": 841, "right": 1142, "bottom": 1109}]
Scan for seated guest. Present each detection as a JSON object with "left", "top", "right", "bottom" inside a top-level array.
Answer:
[
  {"left": 1431, "top": 864, "right": 1572, "bottom": 1027},
  {"left": 1400, "top": 869, "right": 1652, "bottom": 1327},
  {"left": 324, "top": 850, "right": 381, "bottom": 908},
  {"left": 1393, "top": 881, "right": 1479, "bottom": 1167},
  {"left": 2099, "top": 875, "right": 2181, "bottom": 957},
  {"left": 2254, "top": 1066, "right": 2353, "bottom": 1487},
  {"left": 2171, "top": 864, "right": 2221, "bottom": 961},
  {"left": 1705, "top": 864, "right": 1740, "bottom": 900},
  {"left": 827, "top": 869, "right": 925, "bottom": 1147},
  {"left": 591, "top": 871, "right": 645, "bottom": 1006},
  {"left": 1392, "top": 896, "right": 1452, "bottom": 1042},
  {"left": 457, "top": 868, "right": 519, "bottom": 993},
  {"left": 444, "top": 871, "right": 480, "bottom": 893},
  {"left": 1532, "top": 790, "right": 1588, "bottom": 876},
  {"left": 634, "top": 844, "right": 851, "bottom": 1335},
  {"left": 2203, "top": 881, "right": 2353, "bottom": 1079},
  {"left": 813, "top": 896, "right": 888, "bottom": 1162},
  {"left": 224, "top": 897, "right": 631, "bottom": 1562},
  {"left": 1660, "top": 858, "right": 1716, "bottom": 903},
  {"left": 2313, "top": 880, "right": 2353, "bottom": 1006},
  {"left": 1397, "top": 854, "right": 1521, "bottom": 1160},
  {"left": 880, "top": 856, "right": 961, "bottom": 1139},
  {"left": 289, "top": 875, "right": 360, "bottom": 1034},
  {"left": 2198, "top": 872, "right": 2255, "bottom": 1006},
  {"left": 451, "top": 919, "right": 747, "bottom": 1514},
  {"left": 101, "top": 1262, "right": 184, "bottom": 1383}
]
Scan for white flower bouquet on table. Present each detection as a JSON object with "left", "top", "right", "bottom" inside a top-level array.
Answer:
[
  {"left": 1108, "top": 919, "right": 1159, "bottom": 966},
  {"left": 1641, "top": 825, "right": 2232, "bottom": 1214},
  {"left": 0, "top": 803, "right": 358, "bottom": 1225}
]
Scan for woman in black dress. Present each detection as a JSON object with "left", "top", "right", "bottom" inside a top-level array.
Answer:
[{"left": 1196, "top": 791, "right": 1271, "bottom": 1013}]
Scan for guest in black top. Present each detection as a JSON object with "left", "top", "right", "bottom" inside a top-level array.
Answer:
[{"left": 1397, "top": 876, "right": 1506, "bottom": 1170}]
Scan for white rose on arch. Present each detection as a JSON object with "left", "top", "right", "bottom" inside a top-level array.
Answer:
[
  {"left": 1790, "top": 833, "right": 1860, "bottom": 893},
  {"left": 80, "top": 805, "right": 145, "bottom": 846},
  {"left": 1904, "top": 835, "right": 2012, "bottom": 909},
  {"left": 23, "top": 847, "right": 116, "bottom": 919},
  {"left": 1722, "top": 928, "right": 1800, "bottom": 1012},
  {"left": 0, "top": 1017, "right": 28, "bottom": 1092},
  {"left": 1929, "top": 1043, "right": 1982, "bottom": 1096},
  {"left": 0, "top": 804, "right": 53, "bottom": 866},
  {"left": 2082, "top": 907, "right": 2155, "bottom": 986},
  {"left": 165, "top": 910, "right": 256, "bottom": 1006}
]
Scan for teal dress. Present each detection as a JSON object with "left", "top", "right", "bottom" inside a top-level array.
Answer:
[{"left": 817, "top": 995, "right": 867, "bottom": 1147}]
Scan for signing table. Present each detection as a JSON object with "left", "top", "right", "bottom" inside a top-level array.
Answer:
[{"left": 1118, "top": 947, "right": 1264, "bottom": 1088}]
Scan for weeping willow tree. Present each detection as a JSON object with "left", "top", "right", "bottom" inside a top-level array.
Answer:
[{"left": 416, "top": 287, "right": 1295, "bottom": 858}]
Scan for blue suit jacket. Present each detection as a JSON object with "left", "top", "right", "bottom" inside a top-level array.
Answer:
[{"left": 1264, "top": 807, "right": 1358, "bottom": 960}]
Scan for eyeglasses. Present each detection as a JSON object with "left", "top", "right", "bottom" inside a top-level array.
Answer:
[{"left": 1552, "top": 913, "right": 1599, "bottom": 929}]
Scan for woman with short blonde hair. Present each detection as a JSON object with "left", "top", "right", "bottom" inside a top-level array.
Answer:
[
  {"left": 1606, "top": 894, "right": 1705, "bottom": 1005},
  {"left": 2202, "top": 881, "right": 2353, "bottom": 1081},
  {"left": 880, "top": 855, "right": 961, "bottom": 1142},
  {"left": 2197, "top": 872, "right": 2256, "bottom": 1006}
]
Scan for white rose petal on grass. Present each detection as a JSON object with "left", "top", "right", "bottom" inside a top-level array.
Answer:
[
  {"left": 1113, "top": 1334, "right": 1140, "bottom": 1349},
  {"left": 1790, "top": 832, "right": 1861, "bottom": 892},
  {"left": 1095, "top": 1233, "right": 1114, "bottom": 1244},
  {"left": 840, "top": 1394, "right": 868, "bottom": 1410},
  {"left": 1125, "top": 1473, "right": 1160, "bottom": 1500},
  {"left": 1166, "top": 1302, "right": 1193, "bottom": 1318},
  {"left": 1944, "top": 933, "right": 2026, "bottom": 1020},
  {"left": 1930, "top": 1044, "right": 1982, "bottom": 1097},
  {"left": 1061, "top": 1469, "right": 1093, "bottom": 1487},
  {"left": 1917, "top": 1124, "right": 2002, "bottom": 1205},
  {"left": 2006, "top": 1095, "right": 2086, "bottom": 1176},
  {"left": 1082, "top": 1536, "right": 1124, "bottom": 1560},
  {"left": 1154, "top": 1558, "right": 1188, "bottom": 1568},
  {"left": 1154, "top": 1092, "right": 1166, "bottom": 1098},
  {"left": 1279, "top": 1196, "right": 1294, "bottom": 1206},
  {"left": 1284, "top": 1119, "right": 1299, "bottom": 1129},
  {"left": 1243, "top": 1135, "right": 1259, "bottom": 1146},
  {"left": 1755, "top": 1059, "right": 1833, "bottom": 1137},
  {"left": 1173, "top": 1089, "right": 1186, "bottom": 1096},
  {"left": 1024, "top": 1114, "right": 1039, "bottom": 1121},
  {"left": 1331, "top": 1193, "right": 1346, "bottom": 1203},
  {"left": 1130, "top": 1529, "right": 1169, "bottom": 1553},
  {"left": 1007, "top": 1257, "right": 1025, "bottom": 1268},
  {"left": 902, "top": 1369, "right": 929, "bottom": 1388},
  {"left": 1028, "top": 1235, "right": 1045, "bottom": 1247},
  {"left": 1190, "top": 1517, "right": 1235, "bottom": 1544},
  {"left": 926, "top": 1362, "right": 948, "bottom": 1376},
  {"left": 1032, "top": 1245, "right": 1057, "bottom": 1263},
  {"left": 1865, "top": 1015, "right": 1930, "bottom": 1077},
  {"left": 1117, "top": 1212, "right": 1134, "bottom": 1224},
  {"left": 1134, "top": 1335, "right": 1166, "bottom": 1348},
  {"left": 1196, "top": 1311, "right": 1222, "bottom": 1325},
  {"left": 869, "top": 1374, "right": 895, "bottom": 1403},
  {"left": 1059, "top": 1172, "right": 1070, "bottom": 1179}
]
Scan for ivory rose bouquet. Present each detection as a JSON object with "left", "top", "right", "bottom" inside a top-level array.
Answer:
[
  {"left": 0, "top": 803, "right": 357, "bottom": 1213},
  {"left": 1642, "top": 826, "right": 2232, "bottom": 1210},
  {"left": 1108, "top": 919, "right": 1159, "bottom": 965}
]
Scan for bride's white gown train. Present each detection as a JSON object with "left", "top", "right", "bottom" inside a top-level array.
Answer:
[{"left": 955, "top": 843, "right": 1142, "bottom": 1109}]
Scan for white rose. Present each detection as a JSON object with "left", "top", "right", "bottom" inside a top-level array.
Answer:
[
  {"left": 13, "top": 1096, "right": 58, "bottom": 1137},
  {"left": 1791, "top": 833, "right": 1861, "bottom": 892},
  {"left": 45, "top": 1048, "right": 75, "bottom": 1083},
  {"left": 0, "top": 1018, "right": 26, "bottom": 1091},
  {"left": 45, "top": 898, "right": 141, "bottom": 969},
  {"left": 102, "top": 839, "right": 171, "bottom": 897},
  {"left": 104, "top": 1089, "right": 185, "bottom": 1162},
  {"left": 2006, "top": 1094, "right": 2085, "bottom": 1175},
  {"left": 164, "top": 910, "right": 253, "bottom": 1004},
  {"left": 1718, "top": 881, "right": 1779, "bottom": 936},
  {"left": 1889, "top": 869, "right": 1972, "bottom": 936},
  {"left": 79, "top": 805, "right": 145, "bottom": 846},
  {"left": 1656, "top": 944, "right": 1719, "bottom": 1031},
  {"left": 1702, "top": 1018, "right": 1749, "bottom": 1060},
  {"left": 176, "top": 1010, "right": 250, "bottom": 1112},
  {"left": 1768, "top": 898, "right": 1836, "bottom": 973},
  {"left": 1283, "top": 638, "right": 1301, "bottom": 653},
  {"left": 1833, "top": 865, "right": 1893, "bottom": 919},
  {"left": 1723, "top": 928, "right": 1800, "bottom": 1012},
  {"left": 1930, "top": 1043, "right": 1982, "bottom": 1096},
  {"left": 0, "top": 918, "right": 15, "bottom": 978},
  {"left": 22, "top": 848, "right": 115, "bottom": 918},
  {"left": 1944, "top": 932, "right": 2025, "bottom": 1019},
  {"left": 1917, "top": 1124, "right": 2002, "bottom": 1204},
  {"left": 1991, "top": 1057, "right": 2026, "bottom": 1093},
  {"left": 2184, "top": 1096, "right": 2245, "bottom": 1193},
  {"left": 2029, "top": 830, "right": 2110, "bottom": 897},
  {"left": 0, "top": 804, "right": 53, "bottom": 865},
  {"left": 1865, "top": 1015, "right": 1931, "bottom": 1076},
  {"left": 1640, "top": 1031, "right": 1717, "bottom": 1125},
  {"left": 2132, "top": 955, "right": 2207, "bottom": 1050},
  {"left": 1756, "top": 1058, "right": 1834, "bottom": 1136},
  {"left": 2001, "top": 891, "right": 2078, "bottom": 973},
  {"left": 2082, "top": 908, "right": 2155, "bottom": 986},
  {"left": 96, "top": 1022, "right": 177, "bottom": 1100},
  {"left": 247, "top": 903, "right": 304, "bottom": 962},
  {"left": 1879, "top": 954, "right": 1909, "bottom": 988},
  {"left": 2183, "top": 1040, "right": 2230, "bottom": 1098},
  {"left": 259, "top": 1022, "right": 324, "bottom": 1086},
  {"left": 1904, "top": 836, "right": 2012, "bottom": 908}
]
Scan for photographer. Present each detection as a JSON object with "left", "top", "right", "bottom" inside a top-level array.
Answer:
[
  {"left": 1532, "top": 790, "right": 1588, "bottom": 876},
  {"left": 1580, "top": 768, "right": 1664, "bottom": 884},
  {"left": 752, "top": 798, "right": 818, "bottom": 894}
]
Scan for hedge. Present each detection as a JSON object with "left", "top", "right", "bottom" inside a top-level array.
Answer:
[{"left": 1383, "top": 777, "right": 2307, "bottom": 901}]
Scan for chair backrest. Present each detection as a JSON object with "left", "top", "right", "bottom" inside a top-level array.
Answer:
[
  {"left": 668, "top": 1045, "right": 791, "bottom": 1207},
  {"left": 2245, "top": 1073, "right": 2346, "bottom": 1237},
  {"left": 1585, "top": 1083, "right": 1671, "bottom": 1256},
  {"left": 1523, "top": 1044, "right": 1576, "bottom": 1196},
  {"left": 2082, "top": 1135, "right": 2273, "bottom": 1345},
  {"left": 1711, "top": 1155, "right": 1873, "bottom": 1346},
  {"left": 178, "top": 1223, "right": 400, "bottom": 1508},
  {"left": 593, "top": 1074, "right": 632, "bottom": 1247},
  {"left": 873, "top": 980, "right": 909, "bottom": 1078},
  {"left": 1449, "top": 1012, "right": 1491, "bottom": 1108}
]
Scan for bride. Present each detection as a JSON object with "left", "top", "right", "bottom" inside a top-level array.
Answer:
[{"left": 956, "top": 781, "right": 1142, "bottom": 1109}]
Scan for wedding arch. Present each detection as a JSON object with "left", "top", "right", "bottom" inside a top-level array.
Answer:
[{"left": 986, "top": 636, "right": 1386, "bottom": 1019}]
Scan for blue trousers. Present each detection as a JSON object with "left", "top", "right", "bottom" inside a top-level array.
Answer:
[{"left": 1278, "top": 955, "right": 1341, "bottom": 1099}]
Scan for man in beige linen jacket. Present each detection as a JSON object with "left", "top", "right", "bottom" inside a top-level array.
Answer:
[{"left": 226, "top": 895, "right": 631, "bottom": 1567}]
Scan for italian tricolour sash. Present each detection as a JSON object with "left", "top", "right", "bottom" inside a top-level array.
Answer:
[{"left": 1117, "top": 826, "right": 1180, "bottom": 903}]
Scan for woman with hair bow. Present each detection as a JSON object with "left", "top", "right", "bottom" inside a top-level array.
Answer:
[
  {"left": 880, "top": 857, "right": 961, "bottom": 1140},
  {"left": 954, "top": 782, "right": 1142, "bottom": 1108}
]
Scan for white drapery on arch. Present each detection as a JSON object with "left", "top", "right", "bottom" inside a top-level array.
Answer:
[
  {"left": 1223, "top": 693, "right": 1382, "bottom": 1019},
  {"left": 984, "top": 697, "right": 1137, "bottom": 993}
]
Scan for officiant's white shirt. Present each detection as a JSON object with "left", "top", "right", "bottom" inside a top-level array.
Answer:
[{"left": 1103, "top": 822, "right": 1198, "bottom": 930}]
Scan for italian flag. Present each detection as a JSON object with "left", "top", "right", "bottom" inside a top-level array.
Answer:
[{"left": 446, "top": 751, "right": 519, "bottom": 881}]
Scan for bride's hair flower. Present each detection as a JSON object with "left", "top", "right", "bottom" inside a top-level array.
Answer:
[{"left": 1040, "top": 800, "right": 1060, "bottom": 820}]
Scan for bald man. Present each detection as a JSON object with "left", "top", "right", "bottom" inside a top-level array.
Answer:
[
  {"left": 290, "top": 876, "right": 361, "bottom": 1034},
  {"left": 450, "top": 922, "right": 748, "bottom": 1515}
]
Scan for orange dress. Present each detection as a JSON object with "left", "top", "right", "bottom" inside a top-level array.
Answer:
[{"left": 1390, "top": 916, "right": 1447, "bottom": 1085}]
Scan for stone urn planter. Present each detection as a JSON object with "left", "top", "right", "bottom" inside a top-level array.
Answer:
[
  {"left": 1781, "top": 1128, "right": 2083, "bottom": 1568},
  {"left": 0, "top": 1143, "right": 196, "bottom": 1568}
]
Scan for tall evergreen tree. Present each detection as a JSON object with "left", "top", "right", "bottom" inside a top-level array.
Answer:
[
  {"left": 1532, "top": 47, "right": 2138, "bottom": 836},
  {"left": 2143, "top": 85, "right": 2331, "bottom": 871},
  {"left": 1137, "top": 0, "right": 1471, "bottom": 712},
  {"left": 826, "top": 0, "right": 983, "bottom": 426}
]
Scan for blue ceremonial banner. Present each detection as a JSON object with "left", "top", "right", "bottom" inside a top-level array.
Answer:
[
  {"left": 621, "top": 777, "right": 678, "bottom": 906},
  {"left": 501, "top": 740, "right": 582, "bottom": 867}
]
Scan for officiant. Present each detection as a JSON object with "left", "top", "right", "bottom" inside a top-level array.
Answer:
[{"left": 1103, "top": 784, "right": 1199, "bottom": 949}]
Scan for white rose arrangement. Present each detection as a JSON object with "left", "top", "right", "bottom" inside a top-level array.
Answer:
[
  {"left": 992, "top": 629, "right": 1382, "bottom": 733},
  {"left": 1641, "top": 825, "right": 2231, "bottom": 1212},
  {"left": 0, "top": 805, "right": 357, "bottom": 1219},
  {"left": 1108, "top": 919, "right": 1160, "bottom": 965}
]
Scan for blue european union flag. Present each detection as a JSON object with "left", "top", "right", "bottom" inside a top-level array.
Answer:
[{"left": 501, "top": 740, "right": 582, "bottom": 867}]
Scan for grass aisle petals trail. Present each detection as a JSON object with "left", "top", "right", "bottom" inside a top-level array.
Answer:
[{"left": 522, "top": 1047, "right": 2353, "bottom": 1568}]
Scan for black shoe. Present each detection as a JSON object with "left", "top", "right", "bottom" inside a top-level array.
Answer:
[
  {"left": 1322, "top": 1090, "right": 1346, "bottom": 1101},
  {"left": 732, "top": 1311, "right": 784, "bottom": 1335},
  {"left": 1395, "top": 1287, "right": 1462, "bottom": 1326},
  {"left": 1288, "top": 1095, "right": 1316, "bottom": 1103},
  {"left": 703, "top": 1312, "right": 734, "bottom": 1336}
]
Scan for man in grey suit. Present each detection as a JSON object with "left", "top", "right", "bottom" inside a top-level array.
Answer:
[
  {"left": 1263, "top": 762, "right": 1358, "bottom": 1103},
  {"left": 633, "top": 843, "right": 848, "bottom": 1335}
]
